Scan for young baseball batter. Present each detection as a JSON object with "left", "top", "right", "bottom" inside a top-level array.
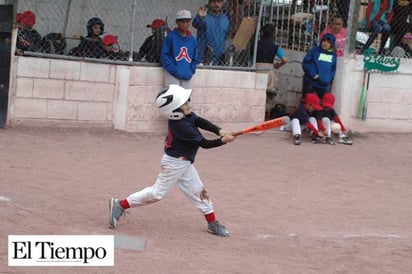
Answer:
[{"left": 109, "top": 84, "right": 236, "bottom": 237}]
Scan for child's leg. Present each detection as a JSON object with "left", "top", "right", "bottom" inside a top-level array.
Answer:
[
  {"left": 291, "top": 118, "right": 301, "bottom": 136},
  {"left": 176, "top": 164, "right": 214, "bottom": 215},
  {"left": 179, "top": 80, "right": 192, "bottom": 89},
  {"left": 322, "top": 117, "right": 336, "bottom": 145},
  {"left": 126, "top": 154, "right": 190, "bottom": 207},
  {"left": 164, "top": 71, "right": 192, "bottom": 89},
  {"left": 291, "top": 118, "right": 302, "bottom": 145},
  {"left": 267, "top": 68, "right": 278, "bottom": 92},
  {"left": 110, "top": 154, "right": 193, "bottom": 228},
  {"left": 309, "top": 116, "right": 318, "bottom": 130},
  {"left": 322, "top": 117, "right": 332, "bottom": 137},
  {"left": 176, "top": 164, "right": 230, "bottom": 237}
]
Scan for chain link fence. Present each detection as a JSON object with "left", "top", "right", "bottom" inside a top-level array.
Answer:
[
  {"left": 14, "top": 0, "right": 412, "bottom": 69},
  {"left": 357, "top": 0, "right": 412, "bottom": 57},
  {"left": 262, "top": 0, "right": 342, "bottom": 52}
]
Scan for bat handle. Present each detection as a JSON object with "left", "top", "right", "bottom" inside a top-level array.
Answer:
[{"left": 232, "top": 131, "right": 243, "bottom": 136}]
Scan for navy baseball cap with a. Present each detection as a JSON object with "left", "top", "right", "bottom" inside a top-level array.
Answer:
[{"left": 305, "top": 93, "right": 322, "bottom": 110}]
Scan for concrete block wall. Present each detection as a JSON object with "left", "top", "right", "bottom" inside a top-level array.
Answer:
[
  {"left": 124, "top": 66, "right": 267, "bottom": 133},
  {"left": 9, "top": 56, "right": 267, "bottom": 133},
  {"left": 270, "top": 50, "right": 306, "bottom": 114},
  {"left": 10, "top": 57, "right": 116, "bottom": 128},
  {"left": 334, "top": 56, "right": 412, "bottom": 133},
  {"left": 8, "top": 55, "right": 412, "bottom": 133}
]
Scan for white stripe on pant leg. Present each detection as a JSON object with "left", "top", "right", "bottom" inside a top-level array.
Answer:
[
  {"left": 291, "top": 118, "right": 301, "bottom": 136},
  {"left": 322, "top": 117, "right": 331, "bottom": 137}
]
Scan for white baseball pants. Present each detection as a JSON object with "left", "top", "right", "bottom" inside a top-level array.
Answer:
[
  {"left": 322, "top": 117, "right": 332, "bottom": 137},
  {"left": 126, "top": 154, "right": 214, "bottom": 215},
  {"left": 291, "top": 116, "right": 318, "bottom": 136}
]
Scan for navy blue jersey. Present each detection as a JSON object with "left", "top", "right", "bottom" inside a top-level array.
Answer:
[
  {"left": 290, "top": 103, "right": 321, "bottom": 124},
  {"left": 323, "top": 108, "right": 337, "bottom": 120},
  {"left": 165, "top": 112, "right": 223, "bottom": 163}
]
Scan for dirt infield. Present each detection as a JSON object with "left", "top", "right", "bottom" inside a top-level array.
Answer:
[{"left": 1, "top": 127, "right": 411, "bottom": 274}]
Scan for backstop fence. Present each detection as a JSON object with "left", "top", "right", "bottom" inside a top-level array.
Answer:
[{"left": 13, "top": 0, "right": 412, "bottom": 69}]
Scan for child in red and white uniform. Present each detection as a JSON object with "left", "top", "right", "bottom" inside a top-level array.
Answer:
[
  {"left": 289, "top": 93, "right": 324, "bottom": 145},
  {"left": 321, "top": 93, "right": 353, "bottom": 145}
]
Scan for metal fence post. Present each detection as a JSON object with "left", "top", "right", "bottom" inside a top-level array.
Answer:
[
  {"left": 252, "top": 0, "right": 264, "bottom": 69},
  {"left": 128, "top": 0, "right": 137, "bottom": 62},
  {"left": 345, "top": 0, "right": 360, "bottom": 56}
]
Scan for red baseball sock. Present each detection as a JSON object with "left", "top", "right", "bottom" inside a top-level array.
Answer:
[
  {"left": 119, "top": 199, "right": 130, "bottom": 209},
  {"left": 204, "top": 212, "right": 216, "bottom": 223}
]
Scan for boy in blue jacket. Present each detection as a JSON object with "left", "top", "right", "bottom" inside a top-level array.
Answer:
[
  {"left": 161, "top": 10, "right": 198, "bottom": 89},
  {"left": 302, "top": 33, "right": 337, "bottom": 99}
]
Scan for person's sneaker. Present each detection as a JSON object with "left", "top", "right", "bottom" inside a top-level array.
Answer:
[
  {"left": 325, "top": 137, "right": 336, "bottom": 145},
  {"left": 109, "top": 198, "right": 125, "bottom": 228},
  {"left": 294, "top": 134, "right": 301, "bottom": 145},
  {"left": 207, "top": 221, "right": 230, "bottom": 237},
  {"left": 339, "top": 136, "right": 353, "bottom": 145},
  {"left": 311, "top": 134, "right": 322, "bottom": 144}
]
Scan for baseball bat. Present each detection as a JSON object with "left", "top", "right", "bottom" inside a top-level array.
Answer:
[
  {"left": 233, "top": 116, "right": 290, "bottom": 136},
  {"left": 361, "top": 71, "right": 370, "bottom": 121},
  {"left": 358, "top": 69, "right": 367, "bottom": 118}
]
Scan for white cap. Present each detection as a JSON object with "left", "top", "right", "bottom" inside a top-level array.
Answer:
[{"left": 176, "top": 10, "right": 192, "bottom": 20}]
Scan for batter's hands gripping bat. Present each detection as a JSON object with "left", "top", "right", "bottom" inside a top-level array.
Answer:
[{"left": 233, "top": 116, "right": 290, "bottom": 136}]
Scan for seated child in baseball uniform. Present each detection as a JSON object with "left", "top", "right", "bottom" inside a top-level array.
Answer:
[
  {"left": 109, "top": 84, "right": 236, "bottom": 237},
  {"left": 320, "top": 93, "right": 353, "bottom": 145},
  {"left": 289, "top": 93, "right": 324, "bottom": 145}
]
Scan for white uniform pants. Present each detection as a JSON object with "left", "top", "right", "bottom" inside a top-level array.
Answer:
[
  {"left": 291, "top": 116, "right": 318, "bottom": 136},
  {"left": 322, "top": 117, "right": 332, "bottom": 137},
  {"left": 127, "top": 154, "right": 214, "bottom": 215}
]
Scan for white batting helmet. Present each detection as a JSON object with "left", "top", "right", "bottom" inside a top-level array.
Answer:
[{"left": 155, "top": 84, "right": 192, "bottom": 120}]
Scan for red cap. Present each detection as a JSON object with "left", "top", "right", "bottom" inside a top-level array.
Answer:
[
  {"left": 305, "top": 93, "right": 322, "bottom": 110},
  {"left": 322, "top": 93, "right": 335, "bottom": 108},
  {"left": 102, "top": 34, "right": 118, "bottom": 45},
  {"left": 146, "top": 19, "right": 165, "bottom": 29},
  {"left": 16, "top": 10, "right": 36, "bottom": 27}
]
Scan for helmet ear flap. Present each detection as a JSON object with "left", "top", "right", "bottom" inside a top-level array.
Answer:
[{"left": 170, "top": 109, "right": 185, "bottom": 120}]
